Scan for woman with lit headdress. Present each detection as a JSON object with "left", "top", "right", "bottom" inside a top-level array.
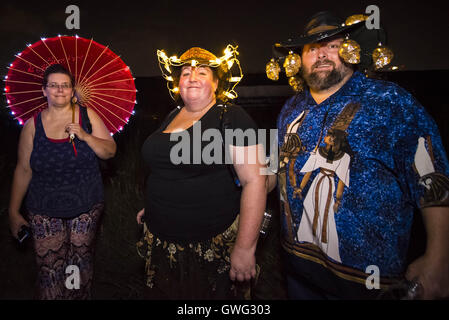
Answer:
[{"left": 136, "top": 46, "right": 267, "bottom": 299}]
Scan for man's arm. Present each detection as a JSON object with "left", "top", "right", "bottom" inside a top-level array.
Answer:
[{"left": 406, "top": 206, "right": 449, "bottom": 299}]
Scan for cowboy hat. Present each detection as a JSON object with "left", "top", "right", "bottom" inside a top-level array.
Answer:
[{"left": 273, "top": 11, "right": 388, "bottom": 70}]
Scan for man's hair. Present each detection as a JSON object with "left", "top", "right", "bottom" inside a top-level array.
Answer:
[{"left": 42, "top": 64, "right": 75, "bottom": 88}]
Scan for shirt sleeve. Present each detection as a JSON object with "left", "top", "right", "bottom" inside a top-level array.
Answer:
[
  {"left": 225, "top": 104, "right": 259, "bottom": 146},
  {"left": 391, "top": 87, "right": 449, "bottom": 209},
  {"left": 277, "top": 95, "right": 298, "bottom": 145}
]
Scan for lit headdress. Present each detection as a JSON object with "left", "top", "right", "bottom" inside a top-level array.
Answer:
[{"left": 157, "top": 45, "right": 243, "bottom": 101}]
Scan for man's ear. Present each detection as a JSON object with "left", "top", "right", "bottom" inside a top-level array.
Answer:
[{"left": 42, "top": 86, "right": 47, "bottom": 97}]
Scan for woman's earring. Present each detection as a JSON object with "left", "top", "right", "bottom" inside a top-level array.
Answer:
[{"left": 71, "top": 96, "right": 78, "bottom": 105}]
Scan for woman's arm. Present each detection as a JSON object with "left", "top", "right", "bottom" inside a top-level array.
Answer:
[
  {"left": 267, "top": 174, "right": 277, "bottom": 193},
  {"left": 229, "top": 143, "right": 267, "bottom": 282},
  {"left": 65, "top": 107, "right": 117, "bottom": 160},
  {"left": 8, "top": 119, "right": 34, "bottom": 238}
]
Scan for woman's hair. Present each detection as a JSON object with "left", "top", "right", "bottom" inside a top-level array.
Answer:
[
  {"left": 42, "top": 64, "right": 75, "bottom": 88},
  {"left": 171, "top": 64, "right": 230, "bottom": 104}
]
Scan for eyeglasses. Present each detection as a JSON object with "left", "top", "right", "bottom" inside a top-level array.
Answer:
[{"left": 46, "top": 83, "right": 73, "bottom": 90}]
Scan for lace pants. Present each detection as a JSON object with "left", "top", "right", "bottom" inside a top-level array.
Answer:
[{"left": 28, "top": 203, "right": 103, "bottom": 300}]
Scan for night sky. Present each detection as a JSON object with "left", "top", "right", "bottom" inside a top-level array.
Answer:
[{"left": 1, "top": 0, "right": 449, "bottom": 79}]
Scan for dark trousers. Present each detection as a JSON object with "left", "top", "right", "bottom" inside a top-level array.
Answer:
[{"left": 286, "top": 272, "right": 339, "bottom": 300}]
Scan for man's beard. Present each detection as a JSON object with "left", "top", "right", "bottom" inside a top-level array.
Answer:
[{"left": 301, "top": 59, "right": 352, "bottom": 91}]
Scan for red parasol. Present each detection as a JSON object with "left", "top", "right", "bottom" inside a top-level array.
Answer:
[{"left": 4, "top": 35, "right": 136, "bottom": 134}]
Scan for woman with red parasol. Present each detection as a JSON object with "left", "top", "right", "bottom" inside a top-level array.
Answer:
[
  {"left": 8, "top": 64, "right": 116, "bottom": 300},
  {"left": 6, "top": 35, "right": 136, "bottom": 299}
]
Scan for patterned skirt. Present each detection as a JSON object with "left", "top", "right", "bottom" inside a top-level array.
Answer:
[{"left": 136, "top": 215, "right": 248, "bottom": 300}]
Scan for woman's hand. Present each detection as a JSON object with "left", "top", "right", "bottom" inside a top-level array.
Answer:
[
  {"left": 65, "top": 123, "right": 88, "bottom": 141},
  {"left": 230, "top": 245, "right": 257, "bottom": 282},
  {"left": 66, "top": 108, "right": 117, "bottom": 160},
  {"left": 136, "top": 208, "right": 145, "bottom": 225},
  {"left": 9, "top": 212, "right": 30, "bottom": 239}
]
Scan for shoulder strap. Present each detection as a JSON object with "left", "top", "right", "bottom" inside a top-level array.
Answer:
[
  {"left": 80, "top": 105, "right": 92, "bottom": 134},
  {"left": 32, "top": 112, "right": 43, "bottom": 136},
  {"left": 217, "top": 103, "right": 230, "bottom": 131},
  {"left": 159, "top": 106, "right": 182, "bottom": 131},
  {"left": 33, "top": 112, "right": 40, "bottom": 128},
  {"left": 218, "top": 104, "right": 241, "bottom": 188}
]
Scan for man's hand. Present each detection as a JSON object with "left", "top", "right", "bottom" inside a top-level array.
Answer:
[{"left": 406, "top": 253, "right": 449, "bottom": 299}]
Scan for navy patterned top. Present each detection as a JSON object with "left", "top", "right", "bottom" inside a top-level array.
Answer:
[
  {"left": 277, "top": 71, "right": 449, "bottom": 296},
  {"left": 26, "top": 106, "right": 104, "bottom": 218}
]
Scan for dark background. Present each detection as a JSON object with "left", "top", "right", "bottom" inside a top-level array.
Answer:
[
  {"left": 1, "top": 1, "right": 449, "bottom": 300},
  {"left": 1, "top": 1, "right": 449, "bottom": 76}
]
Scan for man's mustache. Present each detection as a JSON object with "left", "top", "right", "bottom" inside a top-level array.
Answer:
[{"left": 312, "top": 60, "right": 336, "bottom": 70}]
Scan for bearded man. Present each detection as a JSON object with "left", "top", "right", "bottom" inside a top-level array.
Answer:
[{"left": 269, "top": 11, "right": 449, "bottom": 300}]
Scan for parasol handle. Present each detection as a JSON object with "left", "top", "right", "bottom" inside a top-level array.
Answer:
[
  {"left": 70, "top": 104, "right": 77, "bottom": 156},
  {"left": 70, "top": 103, "right": 75, "bottom": 141}
]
